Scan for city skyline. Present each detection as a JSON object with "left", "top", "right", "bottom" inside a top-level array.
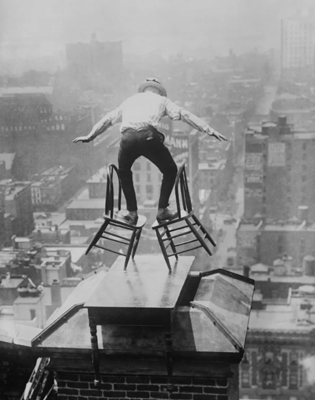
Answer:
[{"left": 1, "top": 0, "right": 315, "bottom": 66}]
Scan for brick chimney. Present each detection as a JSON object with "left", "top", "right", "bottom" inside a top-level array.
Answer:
[
  {"left": 31, "top": 255, "right": 255, "bottom": 400},
  {"left": 51, "top": 279, "right": 61, "bottom": 309}
]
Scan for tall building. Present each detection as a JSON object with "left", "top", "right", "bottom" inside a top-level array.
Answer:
[
  {"left": 66, "top": 34, "right": 123, "bottom": 85},
  {"left": 0, "top": 180, "right": 34, "bottom": 238},
  {"left": 244, "top": 116, "right": 315, "bottom": 222},
  {"left": 281, "top": 9, "right": 315, "bottom": 78}
]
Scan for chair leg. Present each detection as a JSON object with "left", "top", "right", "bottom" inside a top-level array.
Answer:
[
  {"left": 186, "top": 218, "right": 212, "bottom": 257},
  {"left": 85, "top": 220, "right": 110, "bottom": 255},
  {"left": 131, "top": 228, "right": 142, "bottom": 260},
  {"left": 165, "top": 227, "right": 178, "bottom": 259},
  {"left": 124, "top": 230, "right": 137, "bottom": 270},
  {"left": 191, "top": 214, "right": 216, "bottom": 247},
  {"left": 155, "top": 228, "right": 172, "bottom": 272}
]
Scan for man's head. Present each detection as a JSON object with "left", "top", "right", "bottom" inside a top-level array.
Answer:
[{"left": 138, "top": 78, "right": 167, "bottom": 97}]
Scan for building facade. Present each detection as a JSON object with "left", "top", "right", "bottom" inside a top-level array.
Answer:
[
  {"left": 0, "top": 180, "right": 34, "bottom": 238},
  {"left": 281, "top": 9, "right": 315, "bottom": 79},
  {"left": 239, "top": 278, "right": 315, "bottom": 400},
  {"left": 244, "top": 116, "right": 315, "bottom": 222},
  {"left": 237, "top": 218, "right": 315, "bottom": 268}
]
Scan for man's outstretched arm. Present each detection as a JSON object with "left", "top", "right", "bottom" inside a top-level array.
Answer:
[
  {"left": 73, "top": 106, "right": 122, "bottom": 143},
  {"left": 164, "top": 99, "right": 228, "bottom": 141}
]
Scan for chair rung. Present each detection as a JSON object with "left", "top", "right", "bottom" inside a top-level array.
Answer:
[
  {"left": 176, "top": 238, "right": 199, "bottom": 247},
  {"left": 94, "top": 244, "right": 126, "bottom": 256},
  {"left": 162, "top": 228, "right": 192, "bottom": 241},
  {"left": 103, "top": 230, "right": 130, "bottom": 242},
  {"left": 100, "top": 235, "right": 130, "bottom": 245},
  {"left": 167, "top": 224, "right": 190, "bottom": 233}
]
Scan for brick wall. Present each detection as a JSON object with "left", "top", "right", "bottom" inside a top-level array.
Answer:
[{"left": 56, "top": 372, "right": 229, "bottom": 400}]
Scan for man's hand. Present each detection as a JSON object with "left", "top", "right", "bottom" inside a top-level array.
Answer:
[
  {"left": 72, "top": 136, "right": 91, "bottom": 143},
  {"left": 205, "top": 127, "right": 228, "bottom": 141}
]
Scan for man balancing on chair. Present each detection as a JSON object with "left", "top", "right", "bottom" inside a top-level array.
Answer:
[{"left": 73, "top": 78, "right": 227, "bottom": 225}]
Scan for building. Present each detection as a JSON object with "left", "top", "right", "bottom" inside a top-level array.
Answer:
[
  {"left": 0, "top": 153, "right": 16, "bottom": 179},
  {"left": 39, "top": 247, "right": 72, "bottom": 286},
  {"left": 0, "top": 90, "right": 109, "bottom": 182},
  {"left": 281, "top": 9, "right": 315, "bottom": 79},
  {"left": 31, "top": 165, "right": 78, "bottom": 210},
  {"left": 66, "top": 34, "right": 123, "bottom": 85},
  {"left": 0, "top": 180, "right": 34, "bottom": 238},
  {"left": 199, "top": 159, "right": 228, "bottom": 205},
  {"left": 239, "top": 269, "right": 315, "bottom": 399},
  {"left": 244, "top": 116, "right": 315, "bottom": 221},
  {"left": 0, "top": 189, "right": 4, "bottom": 248},
  {"left": 27, "top": 256, "right": 254, "bottom": 400},
  {"left": 237, "top": 217, "right": 315, "bottom": 267}
]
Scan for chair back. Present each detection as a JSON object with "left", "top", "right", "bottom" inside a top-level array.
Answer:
[
  {"left": 174, "top": 163, "right": 193, "bottom": 215},
  {"left": 105, "top": 164, "right": 122, "bottom": 218}
]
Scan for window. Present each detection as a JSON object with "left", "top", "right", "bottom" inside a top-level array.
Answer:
[
  {"left": 30, "top": 309, "right": 36, "bottom": 320},
  {"left": 146, "top": 185, "right": 153, "bottom": 194},
  {"left": 134, "top": 173, "right": 140, "bottom": 183},
  {"left": 146, "top": 162, "right": 151, "bottom": 171},
  {"left": 147, "top": 174, "right": 151, "bottom": 182},
  {"left": 241, "top": 355, "right": 250, "bottom": 388},
  {"left": 289, "top": 360, "right": 298, "bottom": 388},
  {"left": 134, "top": 162, "right": 140, "bottom": 171},
  {"left": 135, "top": 185, "right": 140, "bottom": 194}
]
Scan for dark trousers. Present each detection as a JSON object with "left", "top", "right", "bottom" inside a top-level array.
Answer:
[{"left": 118, "top": 126, "right": 178, "bottom": 211}]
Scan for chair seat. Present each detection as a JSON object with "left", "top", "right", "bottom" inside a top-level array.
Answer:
[
  {"left": 152, "top": 210, "right": 190, "bottom": 228},
  {"left": 109, "top": 213, "right": 147, "bottom": 228}
]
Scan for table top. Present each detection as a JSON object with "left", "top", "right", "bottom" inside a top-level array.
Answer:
[{"left": 85, "top": 255, "right": 194, "bottom": 310}]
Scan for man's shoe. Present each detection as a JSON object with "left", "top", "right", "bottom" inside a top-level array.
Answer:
[
  {"left": 156, "top": 208, "right": 178, "bottom": 223},
  {"left": 115, "top": 210, "right": 138, "bottom": 225}
]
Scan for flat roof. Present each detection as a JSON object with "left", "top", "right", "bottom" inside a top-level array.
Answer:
[
  {"left": 0, "top": 153, "right": 15, "bottom": 170},
  {"left": 13, "top": 295, "right": 43, "bottom": 304},
  {"left": 45, "top": 247, "right": 87, "bottom": 263},
  {"left": 0, "top": 277, "right": 24, "bottom": 289},
  {"left": 238, "top": 221, "right": 315, "bottom": 232},
  {"left": 66, "top": 199, "right": 105, "bottom": 209}
]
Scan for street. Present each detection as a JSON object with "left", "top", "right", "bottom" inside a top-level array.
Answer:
[{"left": 211, "top": 167, "right": 244, "bottom": 269}]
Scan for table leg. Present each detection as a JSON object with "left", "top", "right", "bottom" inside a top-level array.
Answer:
[{"left": 89, "top": 316, "right": 100, "bottom": 388}]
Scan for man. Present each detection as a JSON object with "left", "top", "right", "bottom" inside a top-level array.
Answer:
[{"left": 73, "top": 78, "right": 227, "bottom": 225}]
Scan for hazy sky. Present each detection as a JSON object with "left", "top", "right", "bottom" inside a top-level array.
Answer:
[{"left": 1, "top": 0, "right": 315, "bottom": 59}]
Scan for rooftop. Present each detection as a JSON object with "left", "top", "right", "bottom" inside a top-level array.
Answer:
[
  {"left": 0, "top": 153, "right": 15, "bottom": 170},
  {"left": 66, "top": 198, "right": 105, "bottom": 209},
  {"left": 249, "top": 293, "right": 315, "bottom": 332},
  {"left": 0, "top": 180, "right": 30, "bottom": 199},
  {"left": 0, "top": 277, "right": 24, "bottom": 289},
  {"left": 87, "top": 166, "right": 107, "bottom": 183},
  {"left": 238, "top": 220, "right": 315, "bottom": 233}
]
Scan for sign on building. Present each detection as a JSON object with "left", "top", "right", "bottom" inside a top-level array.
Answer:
[{"left": 158, "top": 117, "right": 190, "bottom": 168}]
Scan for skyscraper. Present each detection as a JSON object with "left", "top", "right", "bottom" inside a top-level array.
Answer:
[{"left": 281, "top": 9, "right": 315, "bottom": 78}]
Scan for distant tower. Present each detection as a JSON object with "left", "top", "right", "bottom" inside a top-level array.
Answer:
[{"left": 281, "top": 9, "right": 315, "bottom": 79}]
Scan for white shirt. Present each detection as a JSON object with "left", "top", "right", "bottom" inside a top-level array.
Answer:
[{"left": 88, "top": 91, "right": 209, "bottom": 139}]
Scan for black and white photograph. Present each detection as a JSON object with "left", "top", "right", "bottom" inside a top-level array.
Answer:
[{"left": 1, "top": 1, "right": 315, "bottom": 399}]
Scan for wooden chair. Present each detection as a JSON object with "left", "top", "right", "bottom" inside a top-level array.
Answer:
[
  {"left": 85, "top": 164, "right": 146, "bottom": 269},
  {"left": 152, "top": 163, "right": 216, "bottom": 271}
]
